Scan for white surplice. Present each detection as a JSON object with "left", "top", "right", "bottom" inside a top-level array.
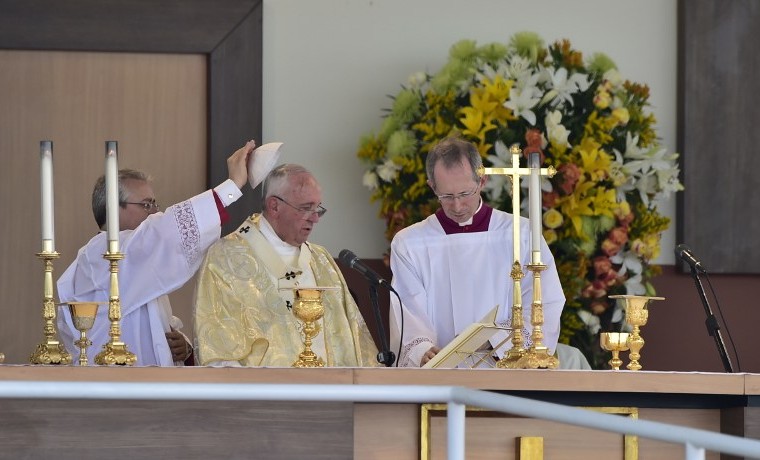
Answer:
[
  {"left": 389, "top": 208, "right": 565, "bottom": 367},
  {"left": 57, "top": 185, "right": 237, "bottom": 366}
]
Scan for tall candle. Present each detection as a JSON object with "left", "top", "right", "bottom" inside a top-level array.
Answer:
[
  {"left": 528, "top": 152, "right": 542, "bottom": 258},
  {"left": 40, "top": 141, "right": 55, "bottom": 252},
  {"left": 105, "top": 141, "right": 120, "bottom": 246}
]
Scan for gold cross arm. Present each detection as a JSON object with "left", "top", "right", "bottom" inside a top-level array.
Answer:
[{"left": 478, "top": 165, "right": 556, "bottom": 178}]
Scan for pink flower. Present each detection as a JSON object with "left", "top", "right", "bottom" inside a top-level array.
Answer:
[
  {"left": 557, "top": 163, "right": 581, "bottom": 195},
  {"left": 590, "top": 299, "right": 610, "bottom": 315},
  {"left": 543, "top": 191, "right": 560, "bottom": 208},
  {"left": 582, "top": 280, "right": 607, "bottom": 299},
  {"left": 608, "top": 227, "right": 629, "bottom": 245}
]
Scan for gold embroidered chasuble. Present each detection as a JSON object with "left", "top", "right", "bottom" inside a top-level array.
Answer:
[{"left": 194, "top": 214, "right": 379, "bottom": 367}]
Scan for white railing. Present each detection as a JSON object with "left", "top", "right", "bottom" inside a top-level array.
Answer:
[{"left": 1, "top": 381, "right": 760, "bottom": 460}]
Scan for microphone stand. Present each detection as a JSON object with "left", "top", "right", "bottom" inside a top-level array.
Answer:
[
  {"left": 690, "top": 267, "right": 733, "bottom": 373},
  {"left": 369, "top": 283, "right": 395, "bottom": 367}
]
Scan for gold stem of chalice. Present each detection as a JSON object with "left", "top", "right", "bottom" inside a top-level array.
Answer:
[
  {"left": 609, "top": 295, "right": 664, "bottom": 371},
  {"left": 600, "top": 332, "right": 630, "bottom": 370},
  {"left": 67, "top": 302, "right": 102, "bottom": 366},
  {"left": 291, "top": 288, "right": 327, "bottom": 368},
  {"left": 94, "top": 244, "right": 136, "bottom": 366},
  {"left": 497, "top": 261, "right": 526, "bottom": 368},
  {"left": 30, "top": 243, "right": 72, "bottom": 365}
]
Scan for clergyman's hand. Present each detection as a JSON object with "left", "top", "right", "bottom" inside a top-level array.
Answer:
[
  {"left": 420, "top": 346, "right": 441, "bottom": 366},
  {"left": 166, "top": 330, "right": 191, "bottom": 362},
  {"left": 227, "top": 140, "right": 256, "bottom": 190}
]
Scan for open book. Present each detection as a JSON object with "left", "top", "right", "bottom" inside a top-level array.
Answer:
[{"left": 422, "top": 305, "right": 514, "bottom": 369}]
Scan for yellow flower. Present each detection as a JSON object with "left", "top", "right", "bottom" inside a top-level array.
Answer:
[
  {"left": 612, "top": 107, "right": 630, "bottom": 126},
  {"left": 594, "top": 89, "right": 611, "bottom": 109},
  {"left": 543, "top": 208, "right": 563, "bottom": 229},
  {"left": 543, "top": 228, "right": 558, "bottom": 245},
  {"left": 576, "top": 137, "right": 612, "bottom": 182}
]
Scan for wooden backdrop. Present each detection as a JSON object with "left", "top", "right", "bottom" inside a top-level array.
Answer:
[
  {"left": 678, "top": 0, "right": 760, "bottom": 273},
  {"left": 0, "top": 0, "right": 263, "bottom": 364}
]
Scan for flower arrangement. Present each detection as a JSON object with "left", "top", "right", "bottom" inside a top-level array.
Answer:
[{"left": 356, "top": 32, "right": 682, "bottom": 368}]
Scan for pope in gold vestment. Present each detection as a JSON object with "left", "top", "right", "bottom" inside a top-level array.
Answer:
[{"left": 194, "top": 214, "right": 379, "bottom": 367}]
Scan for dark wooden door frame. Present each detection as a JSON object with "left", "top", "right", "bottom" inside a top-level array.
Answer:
[{"left": 0, "top": 0, "right": 263, "bottom": 234}]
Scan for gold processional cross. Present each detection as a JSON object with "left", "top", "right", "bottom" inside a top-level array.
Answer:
[{"left": 476, "top": 139, "right": 558, "bottom": 369}]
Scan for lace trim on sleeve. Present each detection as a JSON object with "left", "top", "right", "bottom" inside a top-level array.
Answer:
[
  {"left": 400, "top": 336, "right": 434, "bottom": 367},
  {"left": 174, "top": 201, "right": 201, "bottom": 266}
]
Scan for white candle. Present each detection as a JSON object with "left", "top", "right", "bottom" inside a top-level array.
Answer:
[
  {"left": 105, "top": 141, "right": 120, "bottom": 246},
  {"left": 40, "top": 141, "right": 55, "bottom": 252},
  {"left": 528, "top": 152, "right": 542, "bottom": 258}
]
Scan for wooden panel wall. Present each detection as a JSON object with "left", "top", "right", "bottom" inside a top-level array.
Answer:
[
  {"left": 0, "top": 1, "right": 263, "bottom": 364},
  {"left": 678, "top": 0, "right": 760, "bottom": 273},
  {"left": 0, "top": 51, "right": 206, "bottom": 363}
]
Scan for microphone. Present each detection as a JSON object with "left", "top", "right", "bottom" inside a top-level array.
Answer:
[
  {"left": 674, "top": 244, "right": 706, "bottom": 274},
  {"left": 338, "top": 249, "right": 392, "bottom": 288},
  {"left": 338, "top": 249, "right": 397, "bottom": 367}
]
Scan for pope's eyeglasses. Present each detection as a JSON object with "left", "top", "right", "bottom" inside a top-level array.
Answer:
[{"left": 273, "top": 195, "right": 327, "bottom": 218}]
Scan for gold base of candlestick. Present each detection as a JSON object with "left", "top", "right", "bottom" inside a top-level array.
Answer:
[
  {"left": 0, "top": 352, "right": 4, "bottom": 363},
  {"left": 30, "top": 341, "right": 72, "bottom": 365},
  {"left": 30, "top": 249, "right": 72, "bottom": 365},
  {"left": 94, "top": 341, "right": 137, "bottom": 366},
  {"left": 94, "top": 250, "right": 136, "bottom": 366}
]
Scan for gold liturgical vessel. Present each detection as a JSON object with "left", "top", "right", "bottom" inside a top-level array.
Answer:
[
  {"left": 289, "top": 287, "right": 338, "bottom": 368},
  {"left": 600, "top": 332, "right": 629, "bottom": 370},
  {"left": 609, "top": 295, "right": 663, "bottom": 371},
  {"left": 65, "top": 302, "right": 102, "bottom": 366}
]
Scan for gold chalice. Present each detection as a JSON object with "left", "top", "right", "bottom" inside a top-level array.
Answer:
[
  {"left": 609, "top": 295, "right": 664, "bottom": 371},
  {"left": 65, "top": 302, "right": 103, "bottom": 366},
  {"left": 600, "top": 332, "right": 630, "bottom": 370},
  {"left": 286, "top": 287, "right": 339, "bottom": 368}
]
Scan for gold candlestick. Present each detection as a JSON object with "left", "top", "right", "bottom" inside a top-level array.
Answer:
[
  {"left": 30, "top": 244, "right": 72, "bottom": 365},
  {"left": 94, "top": 243, "right": 136, "bottom": 366},
  {"left": 496, "top": 261, "right": 526, "bottom": 368},
  {"left": 513, "top": 262, "right": 559, "bottom": 369},
  {"left": 600, "top": 332, "right": 629, "bottom": 370},
  {"left": 66, "top": 302, "right": 102, "bottom": 366},
  {"left": 609, "top": 295, "right": 664, "bottom": 371}
]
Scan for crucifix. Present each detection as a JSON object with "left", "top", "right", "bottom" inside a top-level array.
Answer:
[{"left": 476, "top": 130, "right": 558, "bottom": 369}]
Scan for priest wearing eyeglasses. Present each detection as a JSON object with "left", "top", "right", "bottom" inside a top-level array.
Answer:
[
  {"left": 193, "top": 163, "right": 379, "bottom": 367},
  {"left": 56, "top": 141, "right": 256, "bottom": 366},
  {"left": 389, "top": 137, "right": 566, "bottom": 368}
]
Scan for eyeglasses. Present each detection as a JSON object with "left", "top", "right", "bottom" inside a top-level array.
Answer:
[
  {"left": 272, "top": 195, "right": 327, "bottom": 218},
  {"left": 434, "top": 184, "right": 480, "bottom": 203},
  {"left": 122, "top": 199, "right": 160, "bottom": 213}
]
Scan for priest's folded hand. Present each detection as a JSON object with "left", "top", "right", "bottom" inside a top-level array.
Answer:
[{"left": 166, "top": 330, "right": 191, "bottom": 362}]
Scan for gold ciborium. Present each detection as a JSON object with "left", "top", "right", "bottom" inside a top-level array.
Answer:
[
  {"left": 600, "top": 332, "right": 630, "bottom": 370},
  {"left": 609, "top": 295, "right": 664, "bottom": 371},
  {"left": 65, "top": 302, "right": 103, "bottom": 366},
  {"left": 288, "top": 287, "right": 339, "bottom": 368}
]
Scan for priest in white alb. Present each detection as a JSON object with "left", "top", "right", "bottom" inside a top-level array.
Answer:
[
  {"left": 389, "top": 137, "right": 566, "bottom": 367},
  {"left": 57, "top": 141, "right": 256, "bottom": 366}
]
